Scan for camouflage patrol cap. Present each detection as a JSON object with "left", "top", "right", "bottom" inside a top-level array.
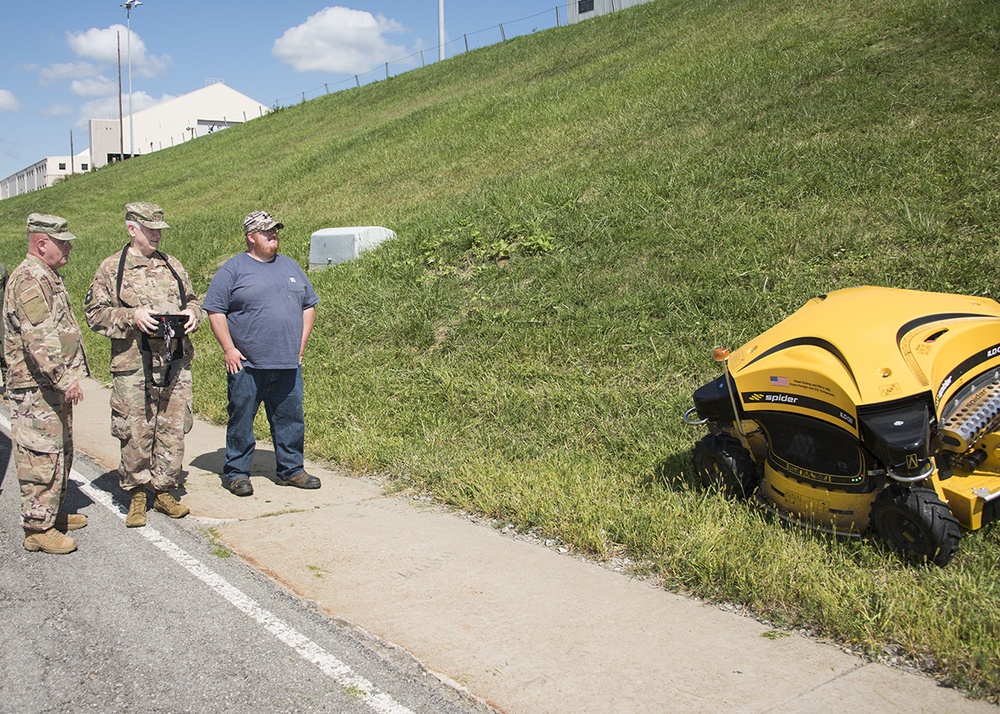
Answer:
[
  {"left": 243, "top": 210, "right": 284, "bottom": 235},
  {"left": 125, "top": 202, "right": 169, "bottom": 229},
  {"left": 27, "top": 213, "right": 77, "bottom": 240}
]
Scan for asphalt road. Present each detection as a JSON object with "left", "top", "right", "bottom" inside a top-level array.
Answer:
[{"left": 0, "top": 422, "right": 485, "bottom": 714}]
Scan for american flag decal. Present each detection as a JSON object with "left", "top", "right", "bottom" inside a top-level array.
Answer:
[{"left": 770, "top": 376, "right": 789, "bottom": 387}]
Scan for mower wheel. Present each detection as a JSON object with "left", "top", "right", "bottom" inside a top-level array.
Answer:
[
  {"left": 870, "top": 486, "right": 961, "bottom": 567},
  {"left": 692, "top": 434, "right": 758, "bottom": 499}
]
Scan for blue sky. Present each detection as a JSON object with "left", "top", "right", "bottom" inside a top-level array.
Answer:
[{"left": 0, "top": 1, "right": 566, "bottom": 179}]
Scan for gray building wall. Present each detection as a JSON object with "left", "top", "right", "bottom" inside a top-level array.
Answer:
[{"left": 90, "top": 118, "right": 127, "bottom": 168}]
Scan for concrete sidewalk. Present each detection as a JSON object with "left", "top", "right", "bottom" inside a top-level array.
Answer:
[{"left": 69, "top": 376, "right": 996, "bottom": 713}]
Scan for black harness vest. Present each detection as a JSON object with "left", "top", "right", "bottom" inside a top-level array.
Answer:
[{"left": 115, "top": 245, "right": 187, "bottom": 389}]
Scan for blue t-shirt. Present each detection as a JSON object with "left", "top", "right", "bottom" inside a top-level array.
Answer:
[{"left": 203, "top": 253, "right": 320, "bottom": 370}]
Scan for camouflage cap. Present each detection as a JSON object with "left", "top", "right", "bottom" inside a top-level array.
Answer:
[
  {"left": 244, "top": 210, "right": 284, "bottom": 234},
  {"left": 126, "top": 202, "right": 169, "bottom": 229},
  {"left": 27, "top": 213, "right": 78, "bottom": 240}
]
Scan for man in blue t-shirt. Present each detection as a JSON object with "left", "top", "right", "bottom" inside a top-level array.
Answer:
[{"left": 203, "top": 210, "right": 321, "bottom": 496}]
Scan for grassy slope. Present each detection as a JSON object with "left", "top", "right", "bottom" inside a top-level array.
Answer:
[{"left": 2, "top": 0, "right": 998, "bottom": 699}]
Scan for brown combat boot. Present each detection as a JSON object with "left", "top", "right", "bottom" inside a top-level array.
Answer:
[
  {"left": 24, "top": 527, "right": 78, "bottom": 554},
  {"left": 54, "top": 513, "right": 88, "bottom": 531},
  {"left": 153, "top": 491, "right": 190, "bottom": 519},
  {"left": 126, "top": 487, "right": 147, "bottom": 528}
]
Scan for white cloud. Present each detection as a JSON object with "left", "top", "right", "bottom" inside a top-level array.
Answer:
[
  {"left": 67, "top": 25, "right": 170, "bottom": 78},
  {"left": 38, "top": 62, "right": 101, "bottom": 86},
  {"left": 273, "top": 6, "right": 408, "bottom": 74},
  {"left": 79, "top": 91, "right": 174, "bottom": 124},
  {"left": 0, "top": 90, "right": 21, "bottom": 112},
  {"left": 41, "top": 104, "right": 75, "bottom": 117},
  {"left": 70, "top": 76, "right": 119, "bottom": 99}
]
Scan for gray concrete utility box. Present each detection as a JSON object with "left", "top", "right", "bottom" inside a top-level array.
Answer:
[{"left": 309, "top": 226, "right": 396, "bottom": 269}]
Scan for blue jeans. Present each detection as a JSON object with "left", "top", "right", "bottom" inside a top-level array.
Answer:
[{"left": 224, "top": 366, "right": 305, "bottom": 483}]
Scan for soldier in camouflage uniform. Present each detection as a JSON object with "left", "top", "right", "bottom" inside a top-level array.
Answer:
[
  {"left": 85, "top": 202, "right": 201, "bottom": 527},
  {"left": 4, "top": 213, "right": 89, "bottom": 555}
]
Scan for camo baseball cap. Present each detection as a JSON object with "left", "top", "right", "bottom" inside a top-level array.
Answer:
[
  {"left": 244, "top": 210, "right": 284, "bottom": 234},
  {"left": 126, "top": 202, "right": 170, "bottom": 229},
  {"left": 27, "top": 213, "right": 77, "bottom": 240}
]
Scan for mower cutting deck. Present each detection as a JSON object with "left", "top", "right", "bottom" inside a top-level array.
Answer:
[{"left": 685, "top": 286, "right": 1000, "bottom": 566}]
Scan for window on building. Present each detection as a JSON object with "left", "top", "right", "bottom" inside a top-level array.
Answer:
[
  {"left": 579, "top": 0, "right": 595, "bottom": 12},
  {"left": 58, "top": 163, "right": 66, "bottom": 170},
  {"left": 81, "top": 163, "right": 89, "bottom": 171}
]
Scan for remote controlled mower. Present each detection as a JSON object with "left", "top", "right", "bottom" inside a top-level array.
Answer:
[{"left": 684, "top": 286, "right": 1000, "bottom": 566}]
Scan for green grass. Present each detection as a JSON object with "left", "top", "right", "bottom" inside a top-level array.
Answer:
[
  {"left": 3, "top": 0, "right": 999, "bottom": 699},
  {"left": 203, "top": 528, "right": 233, "bottom": 559}
]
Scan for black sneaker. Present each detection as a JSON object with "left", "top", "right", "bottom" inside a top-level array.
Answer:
[
  {"left": 278, "top": 472, "right": 321, "bottom": 489},
  {"left": 227, "top": 478, "right": 253, "bottom": 497}
]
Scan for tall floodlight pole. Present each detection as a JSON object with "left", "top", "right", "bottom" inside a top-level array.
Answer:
[
  {"left": 122, "top": 0, "right": 142, "bottom": 158},
  {"left": 438, "top": 0, "right": 445, "bottom": 61}
]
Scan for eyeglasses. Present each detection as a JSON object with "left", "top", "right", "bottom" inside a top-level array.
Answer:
[{"left": 47, "top": 236, "right": 71, "bottom": 249}]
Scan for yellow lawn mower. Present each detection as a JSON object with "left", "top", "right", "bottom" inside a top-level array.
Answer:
[{"left": 684, "top": 286, "right": 1000, "bottom": 566}]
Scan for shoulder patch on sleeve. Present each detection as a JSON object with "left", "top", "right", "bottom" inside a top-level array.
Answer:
[{"left": 21, "top": 283, "right": 50, "bottom": 326}]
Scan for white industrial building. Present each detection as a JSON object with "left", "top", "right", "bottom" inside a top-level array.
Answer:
[
  {"left": 89, "top": 82, "right": 270, "bottom": 169},
  {"left": 0, "top": 154, "right": 92, "bottom": 200},
  {"left": 568, "top": 0, "right": 656, "bottom": 23},
  {"left": 2, "top": 82, "right": 269, "bottom": 200}
]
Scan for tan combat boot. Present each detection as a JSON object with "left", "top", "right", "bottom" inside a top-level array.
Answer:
[
  {"left": 126, "top": 487, "right": 147, "bottom": 528},
  {"left": 55, "top": 513, "right": 88, "bottom": 531},
  {"left": 24, "top": 527, "right": 78, "bottom": 554},
  {"left": 153, "top": 491, "right": 190, "bottom": 519}
]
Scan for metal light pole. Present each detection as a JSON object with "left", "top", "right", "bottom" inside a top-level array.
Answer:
[
  {"left": 438, "top": 0, "right": 445, "bottom": 61},
  {"left": 122, "top": 0, "right": 142, "bottom": 158}
]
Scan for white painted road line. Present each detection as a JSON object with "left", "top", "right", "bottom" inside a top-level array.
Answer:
[{"left": 1, "top": 413, "right": 415, "bottom": 714}]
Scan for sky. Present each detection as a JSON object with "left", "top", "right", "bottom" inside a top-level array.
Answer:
[{"left": 0, "top": 1, "right": 566, "bottom": 180}]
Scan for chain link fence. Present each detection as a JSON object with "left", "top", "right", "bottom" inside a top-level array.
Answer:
[{"left": 271, "top": 6, "right": 565, "bottom": 108}]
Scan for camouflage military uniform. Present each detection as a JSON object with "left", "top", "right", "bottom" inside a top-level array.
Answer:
[
  {"left": 4, "top": 254, "right": 89, "bottom": 533},
  {"left": 85, "top": 248, "right": 201, "bottom": 491}
]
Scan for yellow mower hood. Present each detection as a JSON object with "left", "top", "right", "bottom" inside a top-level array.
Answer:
[{"left": 728, "top": 286, "right": 1000, "bottom": 428}]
